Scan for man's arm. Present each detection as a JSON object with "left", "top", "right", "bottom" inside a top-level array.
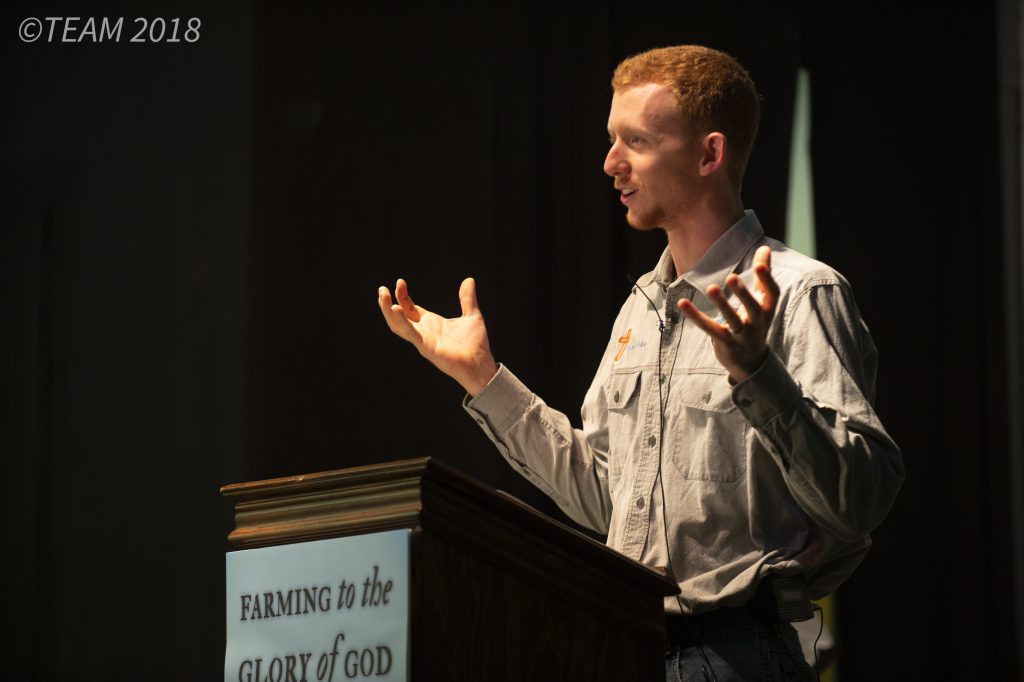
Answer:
[
  {"left": 678, "top": 246, "right": 904, "bottom": 541},
  {"left": 463, "top": 364, "right": 614, "bottom": 532},
  {"left": 377, "top": 278, "right": 613, "bottom": 532}
]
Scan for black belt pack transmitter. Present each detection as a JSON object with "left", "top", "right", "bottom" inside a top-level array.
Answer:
[{"left": 768, "top": 576, "right": 815, "bottom": 622}]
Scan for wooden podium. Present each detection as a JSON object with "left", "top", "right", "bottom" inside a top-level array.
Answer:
[{"left": 222, "top": 457, "right": 678, "bottom": 680}]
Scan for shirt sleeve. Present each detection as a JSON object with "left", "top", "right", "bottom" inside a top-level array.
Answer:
[
  {"left": 730, "top": 281, "right": 905, "bottom": 542},
  {"left": 462, "top": 363, "right": 613, "bottom": 533}
]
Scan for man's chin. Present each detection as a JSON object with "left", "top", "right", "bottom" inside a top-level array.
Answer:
[{"left": 625, "top": 210, "right": 659, "bottom": 231}]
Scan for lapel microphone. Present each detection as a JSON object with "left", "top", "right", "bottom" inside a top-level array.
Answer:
[{"left": 625, "top": 274, "right": 668, "bottom": 333}]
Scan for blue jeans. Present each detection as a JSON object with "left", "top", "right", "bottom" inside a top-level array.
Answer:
[{"left": 665, "top": 622, "right": 817, "bottom": 681}]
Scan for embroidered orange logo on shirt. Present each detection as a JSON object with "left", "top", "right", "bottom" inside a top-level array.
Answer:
[{"left": 615, "top": 328, "right": 632, "bottom": 361}]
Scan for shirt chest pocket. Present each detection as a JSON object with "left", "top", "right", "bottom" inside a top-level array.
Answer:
[
  {"left": 668, "top": 369, "right": 747, "bottom": 483},
  {"left": 606, "top": 369, "right": 643, "bottom": 477}
]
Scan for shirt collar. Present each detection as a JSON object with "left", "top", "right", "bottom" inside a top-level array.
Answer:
[{"left": 649, "top": 210, "right": 765, "bottom": 293}]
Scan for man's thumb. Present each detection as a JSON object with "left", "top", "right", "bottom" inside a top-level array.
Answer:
[{"left": 459, "top": 277, "right": 480, "bottom": 316}]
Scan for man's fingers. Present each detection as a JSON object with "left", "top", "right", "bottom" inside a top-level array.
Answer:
[
  {"left": 388, "top": 306, "right": 423, "bottom": 345},
  {"left": 753, "top": 245, "right": 772, "bottom": 270},
  {"left": 377, "top": 286, "right": 394, "bottom": 320},
  {"left": 754, "top": 262, "right": 780, "bottom": 311},
  {"left": 707, "top": 284, "right": 744, "bottom": 332},
  {"left": 726, "top": 274, "right": 764, "bottom": 322},
  {"left": 394, "top": 278, "right": 422, "bottom": 322},
  {"left": 459, "top": 277, "right": 480, "bottom": 317},
  {"left": 377, "top": 287, "right": 404, "bottom": 333},
  {"left": 378, "top": 286, "right": 422, "bottom": 345},
  {"left": 752, "top": 246, "right": 779, "bottom": 310},
  {"left": 677, "top": 299, "right": 731, "bottom": 342}
]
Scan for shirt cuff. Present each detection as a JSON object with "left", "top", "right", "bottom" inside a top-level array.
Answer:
[
  {"left": 462, "top": 363, "right": 534, "bottom": 438},
  {"left": 730, "top": 350, "right": 802, "bottom": 427}
]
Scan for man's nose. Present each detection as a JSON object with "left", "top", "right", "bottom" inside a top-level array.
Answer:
[{"left": 604, "top": 143, "right": 629, "bottom": 177}]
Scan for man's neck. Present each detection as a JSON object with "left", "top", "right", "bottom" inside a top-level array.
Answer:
[{"left": 664, "top": 193, "right": 745, "bottom": 278}]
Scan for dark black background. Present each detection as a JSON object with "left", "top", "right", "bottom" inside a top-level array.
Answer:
[{"left": 1, "top": 1, "right": 1017, "bottom": 679}]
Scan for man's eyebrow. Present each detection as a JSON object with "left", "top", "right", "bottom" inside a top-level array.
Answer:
[{"left": 609, "top": 124, "right": 655, "bottom": 139}]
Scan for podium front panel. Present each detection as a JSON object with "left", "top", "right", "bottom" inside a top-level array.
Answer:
[{"left": 225, "top": 530, "right": 410, "bottom": 682}]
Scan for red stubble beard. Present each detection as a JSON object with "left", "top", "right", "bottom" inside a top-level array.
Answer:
[{"left": 624, "top": 198, "right": 665, "bottom": 232}]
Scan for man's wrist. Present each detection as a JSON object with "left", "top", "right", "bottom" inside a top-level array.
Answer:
[
  {"left": 727, "top": 347, "right": 769, "bottom": 385},
  {"left": 464, "top": 359, "right": 499, "bottom": 396}
]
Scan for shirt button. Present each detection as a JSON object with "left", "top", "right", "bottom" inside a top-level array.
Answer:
[
  {"left": 739, "top": 398, "right": 753, "bottom": 407},
  {"left": 659, "top": 374, "right": 666, "bottom": 384},
  {"left": 648, "top": 435, "right": 657, "bottom": 447},
  {"left": 636, "top": 497, "right": 645, "bottom": 509},
  {"left": 475, "top": 418, "right": 484, "bottom": 425},
  {"left": 613, "top": 390, "right": 620, "bottom": 402}
]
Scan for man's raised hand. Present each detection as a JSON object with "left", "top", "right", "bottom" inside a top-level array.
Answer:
[
  {"left": 378, "top": 277, "right": 499, "bottom": 396},
  {"left": 676, "top": 245, "right": 780, "bottom": 383}
]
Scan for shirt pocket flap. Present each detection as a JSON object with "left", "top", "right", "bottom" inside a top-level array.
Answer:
[
  {"left": 607, "top": 370, "right": 642, "bottom": 409},
  {"left": 676, "top": 369, "right": 736, "bottom": 413}
]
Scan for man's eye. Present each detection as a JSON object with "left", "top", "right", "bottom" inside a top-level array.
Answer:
[{"left": 629, "top": 135, "right": 643, "bottom": 145}]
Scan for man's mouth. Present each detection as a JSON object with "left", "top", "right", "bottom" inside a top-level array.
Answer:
[{"left": 619, "top": 188, "right": 637, "bottom": 203}]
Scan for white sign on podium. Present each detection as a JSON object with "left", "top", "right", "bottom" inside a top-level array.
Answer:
[{"left": 225, "top": 529, "right": 409, "bottom": 682}]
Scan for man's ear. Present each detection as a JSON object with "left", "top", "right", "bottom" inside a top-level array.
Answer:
[{"left": 698, "top": 132, "right": 727, "bottom": 177}]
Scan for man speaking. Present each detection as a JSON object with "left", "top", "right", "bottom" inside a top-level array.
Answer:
[{"left": 378, "top": 45, "right": 903, "bottom": 681}]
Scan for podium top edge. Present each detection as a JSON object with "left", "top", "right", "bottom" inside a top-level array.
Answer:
[{"left": 220, "top": 456, "right": 449, "bottom": 497}]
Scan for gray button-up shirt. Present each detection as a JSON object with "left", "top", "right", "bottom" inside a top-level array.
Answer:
[{"left": 464, "top": 211, "right": 904, "bottom": 614}]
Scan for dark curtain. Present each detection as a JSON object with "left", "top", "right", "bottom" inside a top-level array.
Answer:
[{"left": 1, "top": 0, "right": 1015, "bottom": 679}]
